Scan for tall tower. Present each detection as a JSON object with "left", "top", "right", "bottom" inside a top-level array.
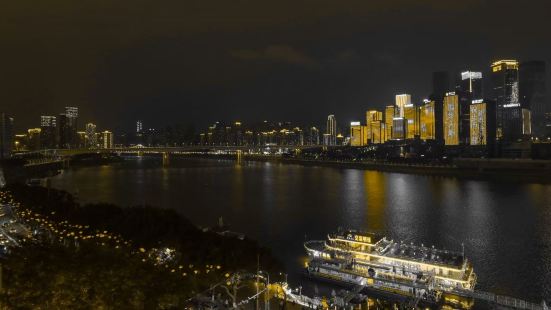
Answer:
[
  {"left": 491, "top": 60, "right": 522, "bottom": 141},
  {"left": 520, "top": 61, "right": 547, "bottom": 137},
  {"left": 57, "top": 114, "right": 69, "bottom": 148},
  {"left": 102, "top": 131, "right": 114, "bottom": 149},
  {"left": 326, "top": 115, "right": 337, "bottom": 146},
  {"left": 395, "top": 94, "right": 411, "bottom": 118},
  {"left": 460, "top": 71, "right": 483, "bottom": 101},
  {"left": 443, "top": 94, "right": 460, "bottom": 145},
  {"left": 40, "top": 115, "right": 57, "bottom": 149},
  {"left": 86, "top": 123, "right": 97, "bottom": 148},
  {"left": 65, "top": 107, "right": 79, "bottom": 148}
]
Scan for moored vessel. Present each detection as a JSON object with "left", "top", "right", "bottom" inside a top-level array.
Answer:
[{"left": 304, "top": 229, "right": 476, "bottom": 307}]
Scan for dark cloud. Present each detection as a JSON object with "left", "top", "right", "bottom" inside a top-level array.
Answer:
[{"left": 231, "top": 45, "right": 317, "bottom": 67}]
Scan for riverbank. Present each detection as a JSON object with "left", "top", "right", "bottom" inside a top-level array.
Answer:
[{"left": 175, "top": 153, "right": 551, "bottom": 182}]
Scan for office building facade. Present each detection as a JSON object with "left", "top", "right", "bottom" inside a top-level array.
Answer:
[
  {"left": 443, "top": 94, "right": 460, "bottom": 145},
  {"left": 326, "top": 115, "right": 337, "bottom": 146},
  {"left": 491, "top": 60, "right": 523, "bottom": 141},
  {"left": 520, "top": 61, "right": 547, "bottom": 137}
]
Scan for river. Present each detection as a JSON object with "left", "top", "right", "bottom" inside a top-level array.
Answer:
[{"left": 50, "top": 156, "right": 551, "bottom": 302}]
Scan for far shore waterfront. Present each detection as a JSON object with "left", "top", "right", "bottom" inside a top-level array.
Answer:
[
  {"left": 171, "top": 153, "right": 551, "bottom": 182},
  {"left": 3, "top": 152, "right": 551, "bottom": 185}
]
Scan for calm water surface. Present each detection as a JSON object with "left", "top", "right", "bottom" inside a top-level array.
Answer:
[{"left": 50, "top": 157, "right": 551, "bottom": 301}]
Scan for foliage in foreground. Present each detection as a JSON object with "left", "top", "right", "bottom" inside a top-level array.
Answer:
[
  {"left": 1, "top": 242, "right": 188, "bottom": 309},
  {"left": 1, "top": 184, "right": 283, "bottom": 308}
]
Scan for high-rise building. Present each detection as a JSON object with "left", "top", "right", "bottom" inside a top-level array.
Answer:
[
  {"left": 136, "top": 120, "right": 143, "bottom": 133},
  {"left": 369, "top": 121, "right": 386, "bottom": 144},
  {"left": 102, "top": 131, "right": 114, "bottom": 149},
  {"left": 65, "top": 107, "right": 79, "bottom": 148},
  {"left": 403, "top": 103, "right": 418, "bottom": 139},
  {"left": 40, "top": 115, "right": 57, "bottom": 149},
  {"left": 455, "top": 91, "right": 473, "bottom": 145},
  {"left": 0, "top": 113, "right": 14, "bottom": 159},
  {"left": 85, "top": 123, "right": 97, "bottom": 148},
  {"left": 491, "top": 60, "right": 523, "bottom": 141},
  {"left": 460, "top": 71, "right": 483, "bottom": 101},
  {"left": 470, "top": 101, "right": 497, "bottom": 149},
  {"left": 395, "top": 94, "right": 411, "bottom": 118},
  {"left": 366, "top": 110, "right": 382, "bottom": 142},
  {"left": 326, "top": 115, "right": 337, "bottom": 146},
  {"left": 322, "top": 133, "right": 331, "bottom": 146},
  {"left": 57, "top": 114, "right": 70, "bottom": 148},
  {"left": 77, "top": 131, "right": 86, "bottom": 148},
  {"left": 392, "top": 117, "right": 407, "bottom": 140},
  {"left": 307, "top": 127, "right": 320, "bottom": 145},
  {"left": 520, "top": 61, "right": 547, "bottom": 137},
  {"left": 443, "top": 94, "right": 460, "bottom": 146},
  {"left": 432, "top": 71, "right": 450, "bottom": 101},
  {"left": 350, "top": 122, "right": 368, "bottom": 146},
  {"left": 419, "top": 101, "right": 436, "bottom": 140},
  {"left": 384, "top": 105, "right": 395, "bottom": 140},
  {"left": 27, "top": 128, "right": 42, "bottom": 151}
]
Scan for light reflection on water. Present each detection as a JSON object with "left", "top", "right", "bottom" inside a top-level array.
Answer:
[{"left": 51, "top": 157, "right": 551, "bottom": 301}]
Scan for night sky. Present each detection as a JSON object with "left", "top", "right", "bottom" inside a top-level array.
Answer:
[{"left": 2, "top": 0, "right": 551, "bottom": 132}]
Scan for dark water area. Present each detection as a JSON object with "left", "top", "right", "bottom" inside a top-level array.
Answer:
[{"left": 50, "top": 157, "right": 551, "bottom": 303}]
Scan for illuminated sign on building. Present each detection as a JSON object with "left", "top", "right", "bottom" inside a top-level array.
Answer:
[
  {"left": 419, "top": 101, "right": 435, "bottom": 140},
  {"left": 470, "top": 103, "right": 487, "bottom": 145},
  {"left": 444, "top": 95, "right": 459, "bottom": 145}
]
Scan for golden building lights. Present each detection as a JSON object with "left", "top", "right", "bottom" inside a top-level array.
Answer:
[{"left": 443, "top": 94, "right": 459, "bottom": 145}]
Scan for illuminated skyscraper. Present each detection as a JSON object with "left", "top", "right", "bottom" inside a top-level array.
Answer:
[
  {"left": 369, "top": 121, "right": 385, "bottom": 144},
  {"left": 460, "top": 71, "right": 483, "bottom": 101},
  {"left": 384, "top": 105, "right": 395, "bottom": 140},
  {"left": 86, "top": 123, "right": 97, "bottom": 148},
  {"left": 40, "top": 115, "right": 57, "bottom": 149},
  {"left": 403, "top": 103, "right": 418, "bottom": 139},
  {"left": 326, "top": 115, "right": 337, "bottom": 146},
  {"left": 136, "top": 120, "right": 143, "bottom": 133},
  {"left": 350, "top": 122, "right": 368, "bottom": 146},
  {"left": 102, "top": 131, "right": 114, "bottom": 149},
  {"left": 307, "top": 127, "right": 320, "bottom": 145},
  {"left": 520, "top": 61, "right": 547, "bottom": 137},
  {"left": 0, "top": 113, "right": 14, "bottom": 159},
  {"left": 395, "top": 94, "right": 411, "bottom": 118},
  {"left": 419, "top": 101, "right": 435, "bottom": 140},
  {"left": 443, "top": 94, "right": 460, "bottom": 145},
  {"left": 366, "top": 110, "right": 382, "bottom": 142},
  {"left": 470, "top": 100, "right": 496, "bottom": 150},
  {"left": 491, "top": 60, "right": 523, "bottom": 141},
  {"left": 392, "top": 117, "right": 407, "bottom": 140},
  {"left": 65, "top": 106, "right": 79, "bottom": 148}
]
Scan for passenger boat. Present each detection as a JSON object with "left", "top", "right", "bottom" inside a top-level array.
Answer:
[{"left": 304, "top": 229, "right": 477, "bottom": 303}]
